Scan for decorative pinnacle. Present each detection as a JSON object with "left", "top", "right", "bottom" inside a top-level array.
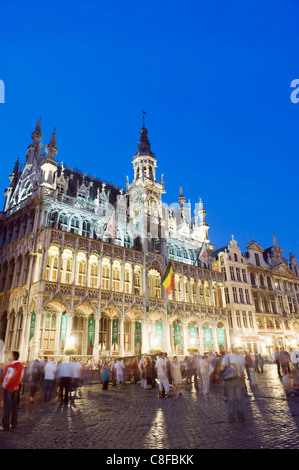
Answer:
[
  {"left": 45, "top": 128, "right": 58, "bottom": 160},
  {"left": 31, "top": 118, "right": 42, "bottom": 143}
]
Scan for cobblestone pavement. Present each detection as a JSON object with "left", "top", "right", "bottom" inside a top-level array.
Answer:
[{"left": 1, "top": 363, "right": 299, "bottom": 450}]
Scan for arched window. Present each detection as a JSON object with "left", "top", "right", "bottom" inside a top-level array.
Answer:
[
  {"left": 204, "top": 281, "right": 211, "bottom": 306},
  {"left": 14, "top": 256, "right": 23, "bottom": 288},
  {"left": 48, "top": 211, "right": 56, "bottom": 228},
  {"left": 76, "top": 252, "right": 87, "bottom": 286},
  {"left": 58, "top": 213, "right": 68, "bottom": 231},
  {"left": 6, "top": 312, "right": 15, "bottom": 350},
  {"left": 267, "top": 276, "right": 272, "bottom": 290},
  {"left": 148, "top": 269, "right": 161, "bottom": 298},
  {"left": 70, "top": 217, "right": 80, "bottom": 234},
  {"left": 112, "top": 261, "right": 121, "bottom": 292},
  {"left": 124, "top": 263, "right": 132, "bottom": 294},
  {"left": 39, "top": 311, "right": 57, "bottom": 351},
  {"left": 184, "top": 276, "right": 189, "bottom": 302},
  {"left": 61, "top": 249, "right": 73, "bottom": 284},
  {"left": 99, "top": 314, "right": 110, "bottom": 351},
  {"left": 198, "top": 280, "right": 204, "bottom": 305},
  {"left": 101, "top": 258, "right": 111, "bottom": 290},
  {"left": 174, "top": 274, "right": 182, "bottom": 301},
  {"left": 190, "top": 278, "right": 196, "bottom": 303},
  {"left": 250, "top": 273, "right": 256, "bottom": 286},
  {"left": 45, "top": 246, "right": 60, "bottom": 282},
  {"left": 89, "top": 255, "right": 99, "bottom": 288},
  {"left": 82, "top": 220, "right": 91, "bottom": 238},
  {"left": 14, "top": 310, "right": 23, "bottom": 350},
  {"left": 134, "top": 266, "right": 142, "bottom": 295}
]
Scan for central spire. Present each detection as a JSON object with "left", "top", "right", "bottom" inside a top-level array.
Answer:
[{"left": 135, "top": 125, "right": 154, "bottom": 158}]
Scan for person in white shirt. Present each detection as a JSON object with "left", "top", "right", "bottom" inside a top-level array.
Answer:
[
  {"left": 155, "top": 352, "right": 170, "bottom": 398},
  {"left": 43, "top": 357, "right": 57, "bottom": 405},
  {"left": 71, "top": 361, "right": 83, "bottom": 398},
  {"left": 115, "top": 360, "right": 125, "bottom": 390},
  {"left": 57, "top": 360, "right": 73, "bottom": 405}
]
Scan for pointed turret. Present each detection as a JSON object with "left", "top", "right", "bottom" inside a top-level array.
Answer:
[
  {"left": 27, "top": 118, "right": 43, "bottom": 163},
  {"left": 40, "top": 128, "right": 58, "bottom": 189},
  {"left": 31, "top": 118, "right": 42, "bottom": 144},
  {"left": 178, "top": 186, "right": 186, "bottom": 207},
  {"left": 45, "top": 128, "right": 58, "bottom": 161},
  {"left": 132, "top": 125, "right": 157, "bottom": 182},
  {"left": 198, "top": 197, "right": 207, "bottom": 225}
]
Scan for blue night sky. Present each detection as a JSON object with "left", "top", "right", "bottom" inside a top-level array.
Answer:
[{"left": 1, "top": 0, "right": 299, "bottom": 258}]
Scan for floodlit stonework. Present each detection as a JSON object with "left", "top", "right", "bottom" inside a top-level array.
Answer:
[{"left": 0, "top": 120, "right": 298, "bottom": 362}]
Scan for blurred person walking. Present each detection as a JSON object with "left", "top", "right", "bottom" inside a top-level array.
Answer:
[
  {"left": 43, "top": 357, "right": 57, "bottom": 406},
  {"left": 171, "top": 356, "right": 182, "bottom": 395},
  {"left": 144, "top": 356, "right": 153, "bottom": 389},
  {"left": 111, "top": 359, "right": 117, "bottom": 387},
  {"left": 101, "top": 361, "right": 110, "bottom": 390},
  {"left": 1, "top": 351, "right": 24, "bottom": 431},
  {"left": 57, "top": 360, "right": 73, "bottom": 405},
  {"left": 115, "top": 360, "right": 125, "bottom": 390},
  {"left": 155, "top": 352, "right": 170, "bottom": 399},
  {"left": 274, "top": 348, "right": 282, "bottom": 377},
  {"left": 25, "top": 359, "right": 43, "bottom": 416},
  {"left": 199, "top": 356, "right": 210, "bottom": 395},
  {"left": 71, "top": 360, "right": 83, "bottom": 398},
  {"left": 257, "top": 354, "right": 264, "bottom": 373},
  {"left": 280, "top": 349, "right": 291, "bottom": 376},
  {"left": 244, "top": 352, "right": 256, "bottom": 387},
  {"left": 220, "top": 346, "right": 246, "bottom": 423}
]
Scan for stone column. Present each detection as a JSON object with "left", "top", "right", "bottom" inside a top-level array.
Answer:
[
  {"left": 141, "top": 318, "right": 149, "bottom": 354},
  {"left": 182, "top": 320, "right": 188, "bottom": 354},
  {"left": 93, "top": 314, "right": 100, "bottom": 361},
  {"left": 65, "top": 312, "right": 74, "bottom": 350},
  {"left": 54, "top": 312, "right": 62, "bottom": 353},
  {"left": 163, "top": 318, "right": 171, "bottom": 354},
  {"left": 30, "top": 310, "right": 42, "bottom": 361}
]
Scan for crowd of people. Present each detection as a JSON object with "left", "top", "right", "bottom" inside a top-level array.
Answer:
[{"left": 1, "top": 346, "right": 298, "bottom": 430}]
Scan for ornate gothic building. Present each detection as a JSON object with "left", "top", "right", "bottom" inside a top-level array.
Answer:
[{"left": 0, "top": 120, "right": 227, "bottom": 362}]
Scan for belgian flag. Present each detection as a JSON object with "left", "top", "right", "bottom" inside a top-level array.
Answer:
[{"left": 162, "top": 262, "right": 175, "bottom": 295}]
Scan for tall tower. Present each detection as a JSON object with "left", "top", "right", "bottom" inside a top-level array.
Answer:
[{"left": 127, "top": 124, "right": 165, "bottom": 253}]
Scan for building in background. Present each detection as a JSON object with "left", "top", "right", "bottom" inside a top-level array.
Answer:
[
  {"left": 0, "top": 120, "right": 228, "bottom": 362},
  {"left": 213, "top": 234, "right": 299, "bottom": 356},
  {"left": 212, "top": 236, "right": 257, "bottom": 353},
  {"left": 243, "top": 235, "right": 299, "bottom": 355}
]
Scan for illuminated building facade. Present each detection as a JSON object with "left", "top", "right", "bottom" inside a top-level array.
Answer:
[
  {"left": 213, "top": 235, "right": 299, "bottom": 355},
  {"left": 243, "top": 236, "right": 299, "bottom": 353},
  {"left": 0, "top": 121, "right": 228, "bottom": 362}
]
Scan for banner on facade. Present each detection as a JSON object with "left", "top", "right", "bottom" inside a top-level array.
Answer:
[
  {"left": 203, "top": 326, "right": 212, "bottom": 349},
  {"left": 88, "top": 317, "right": 95, "bottom": 345},
  {"left": 155, "top": 322, "right": 163, "bottom": 348},
  {"left": 60, "top": 314, "right": 68, "bottom": 344},
  {"left": 135, "top": 321, "right": 142, "bottom": 346},
  {"left": 173, "top": 323, "right": 182, "bottom": 348},
  {"left": 112, "top": 319, "right": 119, "bottom": 345},
  {"left": 162, "top": 262, "right": 175, "bottom": 295},
  {"left": 189, "top": 325, "right": 198, "bottom": 347},
  {"left": 29, "top": 311, "right": 36, "bottom": 342},
  {"left": 217, "top": 327, "right": 225, "bottom": 348}
]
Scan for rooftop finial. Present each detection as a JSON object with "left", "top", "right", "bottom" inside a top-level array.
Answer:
[{"left": 142, "top": 108, "right": 146, "bottom": 128}]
